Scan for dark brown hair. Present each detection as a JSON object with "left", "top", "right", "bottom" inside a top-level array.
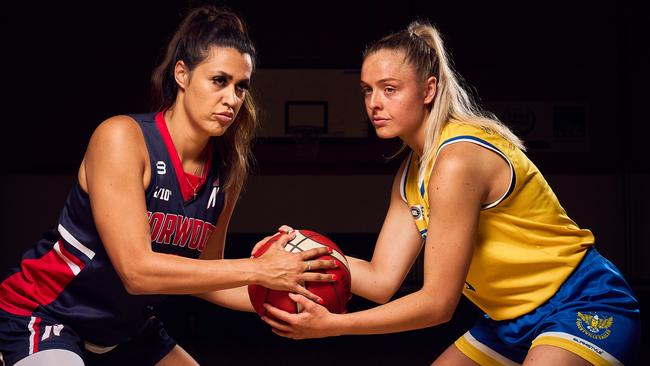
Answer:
[{"left": 151, "top": 5, "right": 258, "bottom": 194}]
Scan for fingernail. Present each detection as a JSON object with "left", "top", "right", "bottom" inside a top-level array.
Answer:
[
  {"left": 328, "top": 247, "right": 333, "bottom": 253},
  {"left": 331, "top": 274, "right": 337, "bottom": 281},
  {"left": 317, "top": 298, "right": 324, "bottom": 304}
]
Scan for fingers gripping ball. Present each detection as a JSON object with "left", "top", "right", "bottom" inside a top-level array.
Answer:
[{"left": 248, "top": 229, "right": 351, "bottom": 317}]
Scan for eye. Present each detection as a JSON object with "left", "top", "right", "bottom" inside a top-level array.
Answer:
[
  {"left": 212, "top": 76, "right": 227, "bottom": 86},
  {"left": 361, "top": 86, "right": 372, "bottom": 96},
  {"left": 384, "top": 86, "right": 396, "bottom": 94},
  {"left": 236, "top": 83, "right": 250, "bottom": 93}
]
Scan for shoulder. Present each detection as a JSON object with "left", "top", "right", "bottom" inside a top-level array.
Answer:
[
  {"left": 429, "top": 143, "right": 497, "bottom": 195},
  {"left": 89, "top": 115, "right": 145, "bottom": 149},
  {"left": 433, "top": 143, "right": 484, "bottom": 178},
  {"left": 93, "top": 115, "right": 141, "bottom": 137},
  {"left": 85, "top": 115, "right": 149, "bottom": 169}
]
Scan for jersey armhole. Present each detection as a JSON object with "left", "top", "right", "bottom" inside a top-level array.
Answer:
[
  {"left": 435, "top": 135, "right": 516, "bottom": 210},
  {"left": 399, "top": 151, "right": 413, "bottom": 203},
  {"left": 127, "top": 115, "right": 156, "bottom": 199}
]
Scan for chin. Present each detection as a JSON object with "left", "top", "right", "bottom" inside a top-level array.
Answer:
[
  {"left": 374, "top": 127, "right": 398, "bottom": 140},
  {"left": 208, "top": 124, "right": 230, "bottom": 137},
  {"left": 211, "top": 129, "right": 228, "bottom": 137}
]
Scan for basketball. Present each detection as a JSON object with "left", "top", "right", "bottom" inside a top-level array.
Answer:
[{"left": 248, "top": 229, "right": 351, "bottom": 317}]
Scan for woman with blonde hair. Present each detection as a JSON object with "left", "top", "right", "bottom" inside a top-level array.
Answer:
[{"left": 262, "top": 21, "right": 640, "bottom": 365}]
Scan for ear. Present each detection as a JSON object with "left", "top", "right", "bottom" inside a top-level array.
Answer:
[
  {"left": 423, "top": 76, "right": 437, "bottom": 105},
  {"left": 174, "top": 60, "right": 189, "bottom": 90}
]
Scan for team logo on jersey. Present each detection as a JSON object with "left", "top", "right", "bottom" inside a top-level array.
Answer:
[
  {"left": 410, "top": 205, "right": 424, "bottom": 220},
  {"left": 207, "top": 177, "right": 221, "bottom": 209},
  {"left": 156, "top": 161, "right": 167, "bottom": 175},
  {"left": 576, "top": 311, "right": 613, "bottom": 340},
  {"left": 207, "top": 186, "right": 220, "bottom": 209}
]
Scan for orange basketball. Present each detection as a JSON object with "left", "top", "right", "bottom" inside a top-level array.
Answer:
[{"left": 248, "top": 229, "right": 351, "bottom": 317}]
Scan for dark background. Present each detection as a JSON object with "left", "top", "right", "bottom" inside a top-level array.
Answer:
[{"left": 2, "top": 1, "right": 648, "bottom": 364}]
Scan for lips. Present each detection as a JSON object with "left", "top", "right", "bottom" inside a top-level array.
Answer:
[
  {"left": 215, "top": 112, "right": 234, "bottom": 123},
  {"left": 372, "top": 117, "right": 389, "bottom": 127}
]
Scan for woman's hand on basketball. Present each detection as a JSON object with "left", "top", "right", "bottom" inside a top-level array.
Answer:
[
  {"left": 254, "top": 231, "right": 337, "bottom": 303},
  {"left": 249, "top": 225, "right": 293, "bottom": 257},
  {"left": 261, "top": 293, "right": 340, "bottom": 339}
]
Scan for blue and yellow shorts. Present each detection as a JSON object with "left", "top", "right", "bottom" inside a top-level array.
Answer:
[{"left": 455, "top": 248, "right": 640, "bottom": 365}]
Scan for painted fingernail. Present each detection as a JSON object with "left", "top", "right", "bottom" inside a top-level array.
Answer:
[
  {"left": 317, "top": 298, "right": 324, "bottom": 304},
  {"left": 328, "top": 247, "right": 333, "bottom": 253},
  {"left": 331, "top": 274, "right": 338, "bottom": 281}
]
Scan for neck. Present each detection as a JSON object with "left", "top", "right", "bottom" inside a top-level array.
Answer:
[
  {"left": 164, "top": 106, "right": 210, "bottom": 168},
  {"left": 402, "top": 116, "right": 429, "bottom": 157}
]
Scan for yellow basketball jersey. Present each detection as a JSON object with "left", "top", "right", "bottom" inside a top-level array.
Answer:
[{"left": 401, "top": 122, "right": 595, "bottom": 320}]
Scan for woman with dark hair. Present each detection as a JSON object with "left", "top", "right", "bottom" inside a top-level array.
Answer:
[
  {"left": 262, "top": 21, "right": 640, "bottom": 365},
  {"left": 0, "top": 5, "right": 335, "bottom": 365}
]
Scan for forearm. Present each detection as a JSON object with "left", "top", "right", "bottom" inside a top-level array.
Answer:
[
  {"left": 348, "top": 256, "right": 405, "bottom": 304},
  {"left": 195, "top": 286, "right": 254, "bottom": 312},
  {"left": 332, "top": 289, "right": 453, "bottom": 336},
  {"left": 121, "top": 252, "right": 260, "bottom": 295}
]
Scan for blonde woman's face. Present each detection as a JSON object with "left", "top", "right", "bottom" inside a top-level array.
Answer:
[
  {"left": 178, "top": 46, "right": 252, "bottom": 137},
  {"left": 361, "top": 49, "right": 430, "bottom": 143}
]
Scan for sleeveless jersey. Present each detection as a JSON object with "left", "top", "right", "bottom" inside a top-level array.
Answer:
[
  {"left": 401, "top": 122, "right": 595, "bottom": 320},
  {"left": 0, "top": 112, "right": 226, "bottom": 346}
]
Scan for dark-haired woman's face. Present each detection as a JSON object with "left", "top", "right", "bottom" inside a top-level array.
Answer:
[
  {"left": 361, "top": 49, "right": 430, "bottom": 145},
  {"left": 181, "top": 46, "right": 252, "bottom": 136}
]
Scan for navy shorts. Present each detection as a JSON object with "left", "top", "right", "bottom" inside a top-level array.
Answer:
[
  {"left": 455, "top": 248, "right": 640, "bottom": 365},
  {"left": 0, "top": 310, "right": 176, "bottom": 366}
]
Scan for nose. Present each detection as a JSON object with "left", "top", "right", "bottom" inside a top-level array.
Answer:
[
  {"left": 367, "top": 90, "right": 381, "bottom": 110},
  {"left": 222, "top": 84, "right": 237, "bottom": 109}
]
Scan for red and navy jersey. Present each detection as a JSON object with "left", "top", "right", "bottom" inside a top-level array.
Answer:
[{"left": 0, "top": 112, "right": 226, "bottom": 347}]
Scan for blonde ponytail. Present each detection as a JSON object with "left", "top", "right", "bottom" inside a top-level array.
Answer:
[{"left": 365, "top": 21, "right": 525, "bottom": 180}]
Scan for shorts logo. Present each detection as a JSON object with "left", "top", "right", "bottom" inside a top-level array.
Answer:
[
  {"left": 576, "top": 311, "right": 613, "bottom": 340},
  {"left": 410, "top": 205, "right": 424, "bottom": 220},
  {"left": 42, "top": 324, "right": 64, "bottom": 341}
]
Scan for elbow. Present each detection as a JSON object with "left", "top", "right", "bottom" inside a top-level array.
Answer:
[
  {"left": 436, "top": 306, "right": 454, "bottom": 324},
  {"left": 375, "top": 288, "right": 398, "bottom": 304},
  {"left": 119, "top": 267, "right": 152, "bottom": 295},
  {"left": 420, "top": 287, "right": 458, "bottom": 325},
  {"left": 367, "top": 282, "right": 402, "bottom": 304},
  {"left": 432, "top": 297, "right": 459, "bottom": 325},
  {"left": 369, "top": 293, "right": 392, "bottom": 305}
]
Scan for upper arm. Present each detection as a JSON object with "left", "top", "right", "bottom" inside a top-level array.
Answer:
[
  {"left": 200, "top": 183, "right": 242, "bottom": 260},
  {"left": 355, "top": 159, "right": 424, "bottom": 294},
  {"left": 420, "top": 143, "right": 497, "bottom": 311},
  {"left": 83, "top": 116, "right": 152, "bottom": 281}
]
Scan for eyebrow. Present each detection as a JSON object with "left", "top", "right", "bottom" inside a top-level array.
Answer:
[
  {"left": 377, "top": 77, "right": 401, "bottom": 83},
  {"left": 213, "top": 71, "right": 250, "bottom": 84},
  {"left": 360, "top": 77, "right": 402, "bottom": 86}
]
